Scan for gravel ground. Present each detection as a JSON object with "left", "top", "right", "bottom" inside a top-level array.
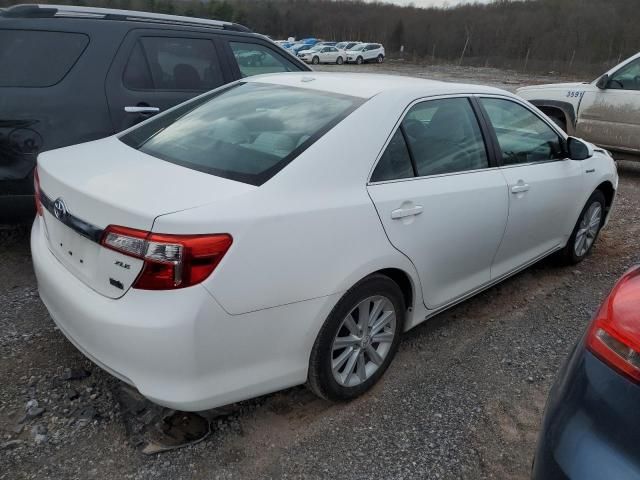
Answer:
[{"left": 1, "top": 63, "right": 639, "bottom": 480}]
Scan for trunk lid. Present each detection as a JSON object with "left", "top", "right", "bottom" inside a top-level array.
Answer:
[{"left": 37, "top": 136, "right": 255, "bottom": 298}]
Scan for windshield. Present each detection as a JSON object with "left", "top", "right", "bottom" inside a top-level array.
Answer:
[
  {"left": 335, "top": 42, "right": 346, "bottom": 49},
  {"left": 120, "top": 83, "right": 363, "bottom": 186},
  {"left": 350, "top": 44, "right": 366, "bottom": 51}
]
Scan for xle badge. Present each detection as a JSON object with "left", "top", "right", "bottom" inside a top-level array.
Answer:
[{"left": 114, "top": 260, "right": 131, "bottom": 270}]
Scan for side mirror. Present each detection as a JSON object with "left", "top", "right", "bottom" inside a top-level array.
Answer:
[
  {"left": 567, "top": 137, "right": 594, "bottom": 160},
  {"left": 596, "top": 74, "right": 609, "bottom": 90}
]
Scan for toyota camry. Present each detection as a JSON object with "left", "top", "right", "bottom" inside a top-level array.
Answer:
[{"left": 32, "top": 73, "right": 618, "bottom": 411}]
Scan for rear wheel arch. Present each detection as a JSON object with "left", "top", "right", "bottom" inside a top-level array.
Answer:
[{"left": 374, "top": 268, "right": 414, "bottom": 313}]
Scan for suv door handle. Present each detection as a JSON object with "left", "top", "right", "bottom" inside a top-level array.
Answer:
[
  {"left": 511, "top": 183, "right": 530, "bottom": 194},
  {"left": 391, "top": 205, "right": 423, "bottom": 219},
  {"left": 124, "top": 106, "right": 160, "bottom": 114}
]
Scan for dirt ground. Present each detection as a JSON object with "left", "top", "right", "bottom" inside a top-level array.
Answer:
[{"left": 1, "top": 63, "right": 639, "bottom": 480}]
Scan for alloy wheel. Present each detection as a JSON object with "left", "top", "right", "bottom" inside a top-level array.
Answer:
[
  {"left": 574, "top": 202, "right": 602, "bottom": 257},
  {"left": 331, "top": 296, "right": 397, "bottom": 387}
]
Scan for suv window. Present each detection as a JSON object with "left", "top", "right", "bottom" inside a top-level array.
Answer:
[
  {"left": 404, "top": 98, "right": 489, "bottom": 177},
  {"left": 120, "top": 83, "right": 362, "bottom": 185},
  {"left": 481, "top": 98, "right": 564, "bottom": 165},
  {"left": 229, "top": 42, "right": 297, "bottom": 77},
  {"left": 609, "top": 58, "right": 640, "bottom": 90},
  {"left": 123, "top": 37, "right": 223, "bottom": 91},
  {"left": 371, "top": 129, "right": 414, "bottom": 182},
  {"left": 0, "top": 30, "right": 88, "bottom": 87}
]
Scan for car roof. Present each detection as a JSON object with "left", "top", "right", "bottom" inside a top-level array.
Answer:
[
  {"left": 247, "top": 72, "right": 507, "bottom": 100},
  {"left": 0, "top": 4, "right": 251, "bottom": 32}
]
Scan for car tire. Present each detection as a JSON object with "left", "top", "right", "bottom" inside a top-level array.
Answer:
[
  {"left": 377, "top": 54, "right": 384, "bottom": 63},
  {"left": 356, "top": 56, "right": 364, "bottom": 65},
  {"left": 307, "top": 274, "right": 405, "bottom": 402},
  {"left": 559, "top": 190, "right": 606, "bottom": 264},
  {"left": 336, "top": 56, "right": 344, "bottom": 65},
  {"left": 312, "top": 56, "right": 320, "bottom": 65}
]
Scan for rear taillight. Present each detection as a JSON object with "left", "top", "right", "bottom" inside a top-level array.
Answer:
[
  {"left": 587, "top": 266, "right": 640, "bottom": 383},
  {"left": 101, "top": 225, "right": 232, "bottom": 290},
  {"left": 34, "top": 167, "right": 43, "bottom": 216}
]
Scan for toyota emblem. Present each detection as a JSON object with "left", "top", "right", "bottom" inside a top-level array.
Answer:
[{"left": 53, "top": 197, "right": 67, "bottom": 221}]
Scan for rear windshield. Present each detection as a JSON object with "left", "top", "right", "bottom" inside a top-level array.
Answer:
[
  {"left": 120, "top": 82, "right": 363, "bottom": 185},
  {"left": 0, "top": 30, "right": 89, "bottom": 87}
]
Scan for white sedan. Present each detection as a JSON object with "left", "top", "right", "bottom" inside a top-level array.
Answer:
[
  {"left": 32, "top": 73, "right": 618, "bottom": 411},
  {"left": 298, "top": 45, "right": 345, "bottom": 65}
]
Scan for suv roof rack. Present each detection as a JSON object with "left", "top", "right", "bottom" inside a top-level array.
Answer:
[{"left": 1, "top": 4, "right": 252, "bottom": 32}]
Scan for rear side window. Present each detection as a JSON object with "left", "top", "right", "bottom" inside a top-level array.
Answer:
[
  {"left": 123, "top": 37, "right": 224, "bottom": 91},
  {"left": 371, "top": 130, "right": 414, "bottom": 182},
  {"left": 0, "top": 30, "right": 88, "bottom": 87},
  {"left": 229, "top": 42, "right": 298, "bottom": 77},
  {"left": 120, "top": 82, "right": 362, "bottom": 185},
  {"left": 404, "top": 98, "right": 488, "bottom": 176}
]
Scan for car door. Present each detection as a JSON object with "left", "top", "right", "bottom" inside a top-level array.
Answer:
[
  {"left": 367, "top": 96, "right": 509, "bottom": 309},
  {"left": 478, "top": 96, "right": 584, "bottom": 279},
  {"left": 105, "top": 30, "right": 230, "bottom": 132},
  {"left": 324, "top": 47, "right": 338, "bottom": 63},
  {"left": 576, "top": 55, "right": 640, "bottom": 154},
  {"left": 223, "top": 39, "right": 306, "bottom": 79}
]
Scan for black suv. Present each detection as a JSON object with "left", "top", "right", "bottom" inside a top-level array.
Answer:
[{"left": 0, "top": 4, "right": 310, "bottom": 222}]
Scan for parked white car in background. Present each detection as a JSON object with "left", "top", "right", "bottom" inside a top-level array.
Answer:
[
  {"left": 518, "top": 52, "right": 640, "bottom": 159},
  {"left": 346, "top": 43, "right": 385, "bottom": 64},
  {"left": 32, "top": 73, "right": 617, "bottom": 411},
  {"left": 299, "top": 45, "right": 345, "bottom": 65}
]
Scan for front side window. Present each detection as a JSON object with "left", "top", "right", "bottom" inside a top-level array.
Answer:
[
  {"left": 120, "top": 83, "right": 362, "bottom": 185},
  {"left": 229, "top": 42, "right": 297, "bottom": 78},
  {"left": 0, "top": 30, "right": 88, "bottom": 87},
  {"left": 481, "top": 98, "right": 564, "bottom": 166},
  {"left": 403, "top": 98, "right": 489, "bottom": 177},
  {"left": 123, "top": 37, "right": 224, "bottom": 91},
  {"left": 608, "top": 58, "right": 640, "bottom": 91}
]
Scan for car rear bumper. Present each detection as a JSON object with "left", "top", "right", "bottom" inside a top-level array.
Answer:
[
  {"left": 533, "top": 345, "right": 640, "bottom": 480},
  {"left": 31, "top": 216, "right": 340, "bottom": 411}
]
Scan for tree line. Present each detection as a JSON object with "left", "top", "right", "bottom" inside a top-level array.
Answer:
[{"left": 5, "top": 0, "right": 639, "bottom": 75}]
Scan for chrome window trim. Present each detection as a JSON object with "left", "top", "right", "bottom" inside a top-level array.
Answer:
[{"left": 367, "top": 93, "right": 492, "bottom": 185}]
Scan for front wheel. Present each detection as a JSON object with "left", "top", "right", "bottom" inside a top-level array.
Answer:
[
  {"left": 336, "top": 56, "right": 344, "bottom": 65},
  {"left": 307, "top": 274, "right": 405, "bottom": 401},
  {"left": 356, "top": 56, "right": 363, "bottom": 65},
  {"left": 377, "top": 54, "right": 384, "bottom": 63},
  {"left": 312, "top": 56, "right": 320, "bottom": 65},
  {"left": 559, "top": 190, "right": 606, "bottom": 264}
]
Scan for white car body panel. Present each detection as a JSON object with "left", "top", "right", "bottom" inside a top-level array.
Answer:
[
  {"left": 517, "top": 52, "right": 640, "bottom": 155},
  {"left": 369, "top": 169, "right": 508, "bottom": 309},
  {"left": 491, "top": 159, "right": 584, "bottom": 278},
  {"left": 32, "top": 73, "right": 618, "bottom": 410}
]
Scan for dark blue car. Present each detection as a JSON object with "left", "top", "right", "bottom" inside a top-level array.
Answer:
[{"left": 533, "top": 265, "right": 640, "bottom": 479}]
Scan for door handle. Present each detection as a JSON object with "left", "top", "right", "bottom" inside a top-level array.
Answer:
[
  {"left": 511, "top": 183, "right": 530, "bottom": 194},
  {"left": 391, "top": 205, "right": 423, "bottom": 219},
  {"left": 124, "top": 106, "right": 160, "bottom": 114}
]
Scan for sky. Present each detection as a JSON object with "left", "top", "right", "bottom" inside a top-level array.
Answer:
[{"left": 386, "top": 0, "right": 493, "bottom": 8}]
